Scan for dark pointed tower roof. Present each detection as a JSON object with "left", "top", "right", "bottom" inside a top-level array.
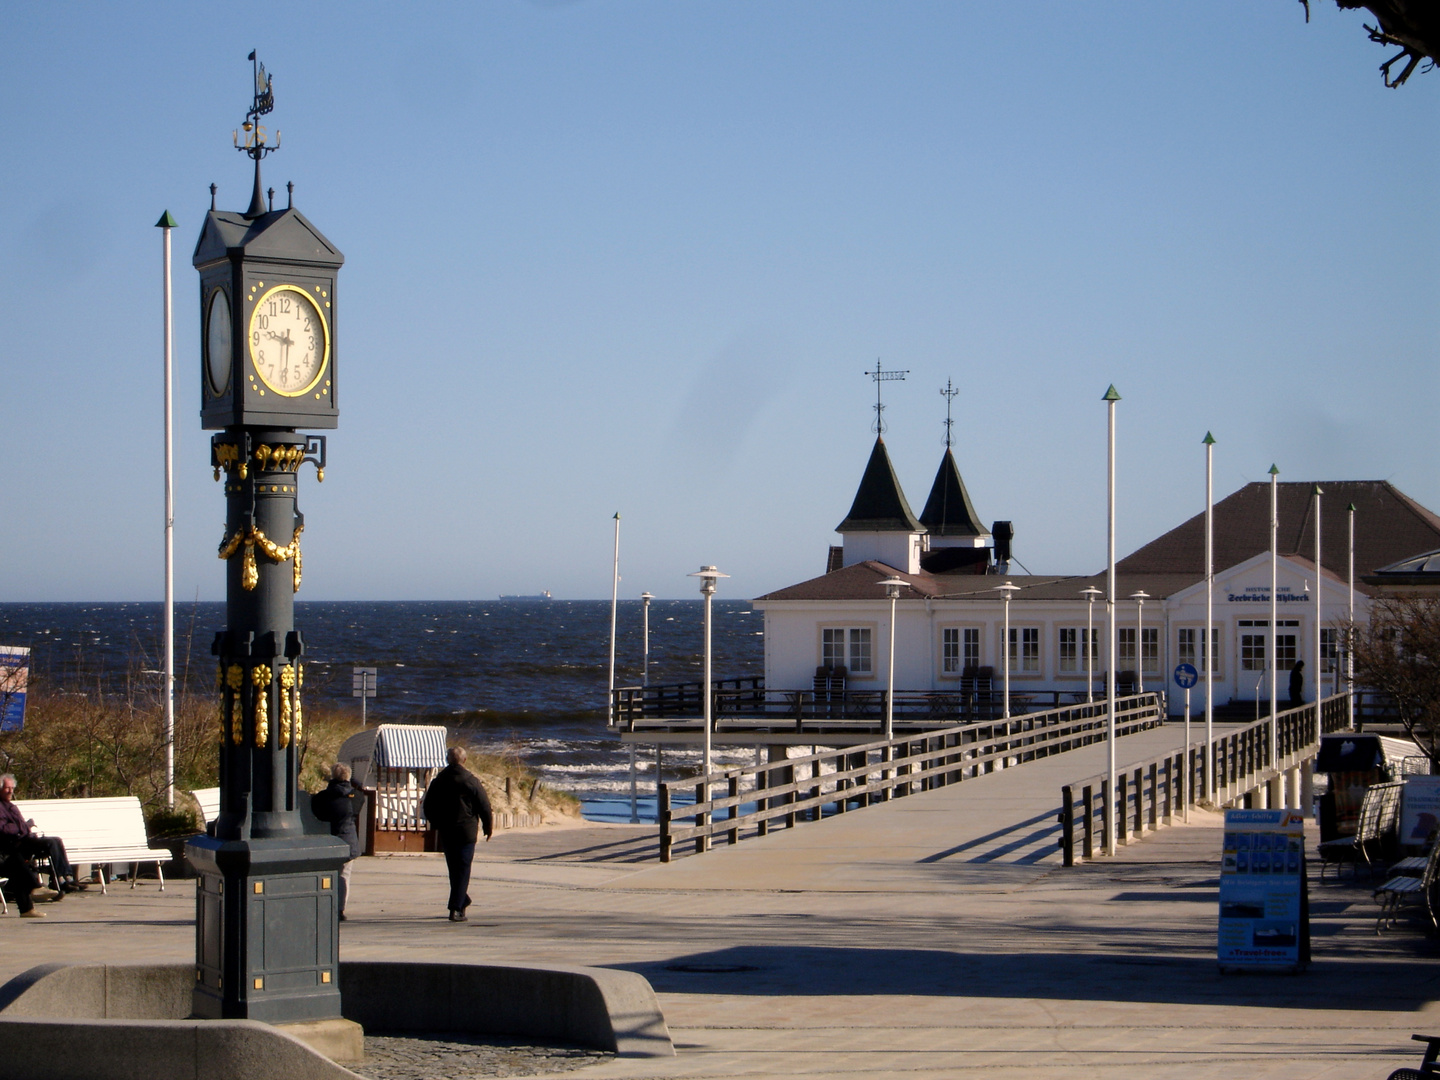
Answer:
[
  {"left": 836, "top": 437, "right": 924, "bottom": 533},
  {"left": 919, "top": 448, "right": 986, "bottom": 537}
]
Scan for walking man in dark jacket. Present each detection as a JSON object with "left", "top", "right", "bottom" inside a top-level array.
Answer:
[
  {"left": 311, "top": 764, "right": 366, "bottom": 921},
  {"left": 422, "top": 746, "right": 493, "bottom": 922},
  {"left": 1289, "top": 660, "right": 1305, "bottom": 707}
]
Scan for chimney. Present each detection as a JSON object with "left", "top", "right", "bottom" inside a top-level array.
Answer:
[{"left": 992, "top": 521, "right": 1014, "bottom": 573}]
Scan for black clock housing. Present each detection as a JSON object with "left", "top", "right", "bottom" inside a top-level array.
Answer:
[{"left": 195, "top": 206, "right": 344, "bottom": 430}]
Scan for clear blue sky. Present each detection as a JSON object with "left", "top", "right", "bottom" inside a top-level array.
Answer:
[{"left": 2, "top": 2, "right": 1436, "bottom": 602}]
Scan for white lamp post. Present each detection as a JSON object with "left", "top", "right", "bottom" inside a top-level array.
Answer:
[
  {"left": 689, "top": 565, "right": 728, "bottom": 849},
  {"left": 1081, "top": 586, "right": 1101, "bottom": 704},
  {"left": 1130, "top": 591, "right": 1150, "bottom": 694},
  {"left": 880, "top": 576, "right": 911, "bottom": 740},
  {"left": 996, "top": 582, "right": 1020, "bottom": 719},
  {"left": 640, "top": 591, "right": 654, "bottom": 689},
  {"left": 1348, "top": 502, "right": 1356, "bottom": 729},
  {"left": 157, "top": 210, "right": 176, "bottom": 808}
]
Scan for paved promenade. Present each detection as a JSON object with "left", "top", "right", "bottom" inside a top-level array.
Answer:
[{"left": 3, "top": 722, "right": 1437, "bottom": 1079}]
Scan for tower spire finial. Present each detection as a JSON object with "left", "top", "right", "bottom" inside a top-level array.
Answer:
[
  {"left": 865, "top": 359, "right": 908, "bottom": 435},
  {"left": 234, "top": 51, "right": 279, "bottom": 219},
  {"left": 939, "top": 378, "right": 960, "bottom": 449}
]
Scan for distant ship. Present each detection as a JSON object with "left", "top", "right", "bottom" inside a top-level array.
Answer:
[{"left": 498, "top": 590, "right": 553, "bottom": 600}]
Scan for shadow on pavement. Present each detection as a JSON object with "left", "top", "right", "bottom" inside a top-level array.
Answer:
[{"left": 615, "top": 943, "right": 1440, "bottom": 1010}]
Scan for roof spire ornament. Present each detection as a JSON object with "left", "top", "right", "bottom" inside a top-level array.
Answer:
[
  {"left": 939, "top": 378, "right": 960, "bottom": 449},
  {"left": 865, "top": 359, "right": 908, "bottom": 435},
  {"left": 233, "top": 51, "right": 280, "bottom": 219}
]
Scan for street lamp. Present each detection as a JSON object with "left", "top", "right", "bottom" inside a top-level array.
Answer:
[
  {"left": 1103, "top": 384, "right": 1121, "bottom": 854},
  {"left": 1081, "top": 586, "right": 1101, "bottom": 704},
  {"left": 1130, "top": 591, "right": 1150, "bottom": 694},
  {"left": 631, "top": 590, "right": 656, "bottom": 825},
  {"left": 879, "top": 576, "right": 911, "bottom": 741},
  {"left": 688, "top": 565, "right": 728, "bottom": 849},
  {"left": 640, "top": 591, "right": 655, "bottom": 689},
  {"left": 996, "top": 582, "right": 1021, "bottom": 718}
]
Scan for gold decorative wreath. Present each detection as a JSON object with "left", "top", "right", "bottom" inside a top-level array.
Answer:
[
  {"left": 251, "top": 665, "right": 271, "bottom": 748},
  {"left": 218, "top": 524, "right": 304, "bottom": 592},
  {"left": 294, "top": 663, "right": 304, "bottom": 744}
]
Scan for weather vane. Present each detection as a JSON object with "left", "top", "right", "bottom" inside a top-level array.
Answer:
[
  {"left": 865, "top": 359, "right": 908, "bottom": 435},
  {"left": 940, "top": 378, "right": 960, "bottom": 448},
  {"left": 233, "top": 51, "right": 280, "bottom": 218}
]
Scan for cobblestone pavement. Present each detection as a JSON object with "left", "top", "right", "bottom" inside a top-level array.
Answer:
[{"left": 356, "top": 1032, "right": 614, "bottom": 1079}]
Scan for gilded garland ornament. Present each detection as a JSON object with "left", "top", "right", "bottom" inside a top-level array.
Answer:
[
  {"left": 218, "top": 524, "right": 304, "bottom": 592},
  {"left": 251, "top": 664, "right": 272, "bottom": 748},
  {"left": 278, "top": 664, "right": 295, "bottom": 748},
  {"left": 226, "top": 664, "right": 244, "bottom": 745},
  {"left": 294, "top": 662, "right": 304, "bottom": 744}
]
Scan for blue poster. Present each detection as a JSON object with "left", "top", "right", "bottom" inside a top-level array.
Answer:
[
  {"left": 1218, "top": 808, "right": 1308, "bottom": 971},
  {"left": 0, "top": 646, "right": 29, "bottom": 733}
]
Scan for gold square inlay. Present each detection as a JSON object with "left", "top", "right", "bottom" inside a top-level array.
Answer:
[
  {"left": 253, "top": 881, "right": 264, "bottom": 894},
  {"left": 254, "top": 977, "right": 263, "bottom": 990}
]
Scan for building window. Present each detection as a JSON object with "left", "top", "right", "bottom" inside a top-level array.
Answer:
[
  {"left": 1141, "top": 627, "right": 1159, "bottom": 674},
  {"left": 1008, "top": 627, "right": 1040, "bottom": 673},
  {"left": 943, "top": 628, "right": 961, "bottom": 674},
  {"left": 1058, "top": 628, "right": 1097, "bottom": 673},
  {"left": 820, "top": 628, "right": 872, "bottom": 674},
  {"left": 1276, "top": 632, "right": 1297, "bottom": 671},
  {"left": 941, "top": 627, "right": 981, "bottom": 675},
  {"left": 1239, "top": 620, "right": 1265, "bottom": 671},
  {"left": 1059, "top": 628, "right": 1078, "bottom": 672},
  {"left": 849, "top": 628, "right": 872, "bottom": 674},
  {"left": 1118, "top": 627, "right": 1136, "bottom": 670},
  {"left": 1178, "top": 628, "right": 1221, "bottom": 673},
  {"left": 1321, "top": 628, "right": 1339, "bottom": 674}
]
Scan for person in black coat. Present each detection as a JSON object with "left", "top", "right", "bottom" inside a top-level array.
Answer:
[
  {"left": 1289, "top": 660, "right": 1305, "bottom": 706},
  {"left": 422, "top": 746, "right": 493, "bottom": 922},
  {"left": 311, "top": 763, "right": 366, "bottom": 920}
]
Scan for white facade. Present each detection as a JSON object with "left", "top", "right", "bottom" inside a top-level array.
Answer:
[
  {"left": 756, "top": 553, "right": 1364, "bottom": 709},
  {"left": 839, "top": 530, "right": 924, "bottom": 574}
]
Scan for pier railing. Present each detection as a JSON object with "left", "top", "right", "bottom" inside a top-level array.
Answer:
[
  {"left": 657, "top": 693, "right": 1163, "bottom": 862},
  {"left": 1057, "top": 692, "right": 1352, "bottom": 865},
  {"left": 613, "top": 677, "right": 1127, "bottom": 733}
]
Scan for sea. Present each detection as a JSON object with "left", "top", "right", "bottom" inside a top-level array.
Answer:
[{"left": 0, "top": 600, "right": 764, "bottom": 823}]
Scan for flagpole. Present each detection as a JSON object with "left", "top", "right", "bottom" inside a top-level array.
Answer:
[
  {"left": 157, "top": 210, "right": 176, "bottom": 810},
  {"left": 1103, "top": 385, "right": 1120, "bottom": 853},
  {"left": 607, "top": 513, "right": 620, "bottom": 727},
  {"left": 1269, "top": 465, "right": 1279, "bottom": 787},
  {"left": 1313, "top": 485, "right": 1322, "bottom": 743},
  {"left": 1203, "top": 432, "right": 1215, "bottom": 803}
]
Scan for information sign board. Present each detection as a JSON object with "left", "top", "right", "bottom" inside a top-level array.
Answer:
[
  {"left": 1173, "top": 663, "right": 1198, "bottom": 689},
  {"left": 1401, "top": 776, "right": 1440, "bottom": 850},
  {"left": 1218, "top": 808, "right": 1309, "bottom": 972},
  {"left": 0, "top": 646, "right": 29, "bottom": 733}
]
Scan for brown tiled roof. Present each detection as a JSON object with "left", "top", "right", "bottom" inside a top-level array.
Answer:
[{"left": 1116, "top": 481, "right": 1440, "bottom": 581}]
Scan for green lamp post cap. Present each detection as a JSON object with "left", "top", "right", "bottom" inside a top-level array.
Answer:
[
  {"left": 155, "top": 210, "right": 177, "bottom": 228},
  {"left": 1101, "top": 385, "right": 1121, "bottom": 402},
  {"left": 1202, "top": 431, "right": 1216, "bottom": 445},
  {"left": 1268, "top": 464, "right": 1280, "bottom": 476}
]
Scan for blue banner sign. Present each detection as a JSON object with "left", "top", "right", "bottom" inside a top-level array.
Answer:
[
  {"left": 1174, "top": 663, "right": 1198, "bottom": 689},
  {"left": 0, "top": 646, "right": 29, "bottom": 733},
  {"left": 1218, "top": 808, "right": 1309, "bottom": 972}
]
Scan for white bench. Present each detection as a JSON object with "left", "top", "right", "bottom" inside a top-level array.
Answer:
[
  {"left": 14, "top": 796, "right": 173, "bottom": 896},
  {"left": 188, "top": 787, "right": 221, "bottom": 827}
]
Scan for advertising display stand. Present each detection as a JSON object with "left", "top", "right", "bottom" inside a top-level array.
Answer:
[{"left": 1218, "top": 808, "right": 1310, "bottom": 973}]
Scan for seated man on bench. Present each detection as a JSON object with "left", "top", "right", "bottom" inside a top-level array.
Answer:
[{"left": 0, "top": 773, "right": 82, "bottom": 900}]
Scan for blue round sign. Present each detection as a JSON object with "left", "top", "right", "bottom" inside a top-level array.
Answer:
[{"left": 1173, "top": 663, "right": 1198, "bottom": 689}]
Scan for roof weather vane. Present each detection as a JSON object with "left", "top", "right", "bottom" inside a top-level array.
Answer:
[
  {"left": 940, "top": 378, "right": 960, "bottom": 449},
  {"left": 865, "top": 359, "right": 908, "bottom": 435},
  {"left": 233, "top": 51, "right": 280, "bottom": 218}
]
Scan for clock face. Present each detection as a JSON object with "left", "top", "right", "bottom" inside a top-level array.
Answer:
[
  {"left": 205, "top": 289, "right": 232, "bottom": 396},
  {"left": 247, "top": 284, "right": 330, "bottom": 397}
]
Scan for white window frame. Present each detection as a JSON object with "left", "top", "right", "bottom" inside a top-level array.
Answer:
[
  {"left": 818, "top": 625, "right": 875, "bottom": 677},
  {"left": 939, "top": 625, "right": 984, "bottom": 678},
  {"left": 1007, "top": 626, "right": 1041, "bottom": 676},
  {"left": 1177, "top": 627, "right": 1222, "bottom": 676}
]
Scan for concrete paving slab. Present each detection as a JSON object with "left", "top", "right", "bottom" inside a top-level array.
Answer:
[{"left": 1, "top": 725, "right": 1433, "bottom": 1079}]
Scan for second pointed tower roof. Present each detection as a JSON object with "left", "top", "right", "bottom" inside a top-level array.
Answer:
[
  {"left": 835, "top": 437, "right": 924, "bottom": 533},
  {"left": 919, "top": 448, "right": 986, "bottom": 537}
]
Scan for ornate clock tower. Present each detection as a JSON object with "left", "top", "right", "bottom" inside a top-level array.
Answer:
[{"left": 185, "top": 55, "right": 352, "bottom": 1028}]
